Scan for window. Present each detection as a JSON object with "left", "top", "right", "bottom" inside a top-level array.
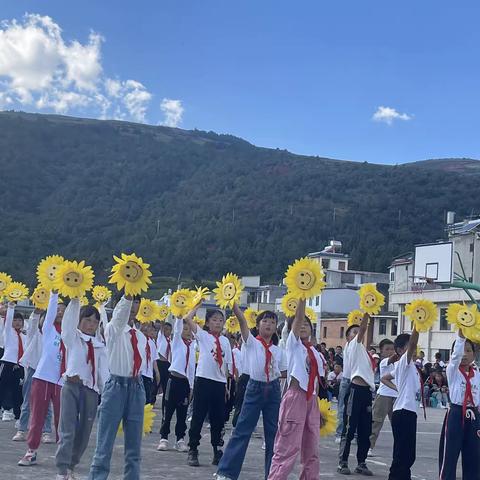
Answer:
[
  {"left": 308, "top": 298, "right": 313, "bottom": 307},
  {"left": 323, "top": 326, "right": 327, "bottom": 338},
  {"left": 438, "top": 349, "right": 451, "bottom": 362},
  {"left": 379, "top": 318, "right": 387, "bottom": 335},
  {"left": 391, "top": 318, "right": 398, "bottom": 336},
  {"left": 340, "top": 327, "right": 345, "bottom": 339},
  {"left": 439, "top": 308, "right": 451, "bottom": 331},
  {"left": 390, "top": 271, "right": 395, "bottom": 282},
  {"left": 322, "top": 259, "right": 330, "bottom": 270},
  {"left": 338, "top": 261, "right": 346, "bottom": 271},
  {"left": 315, "top": 296, "right": 320, "bottom": 306}
]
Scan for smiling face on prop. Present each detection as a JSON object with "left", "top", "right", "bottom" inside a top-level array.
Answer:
[
  {"left": 121, "top": 261, "right": 143, "bottom": 283},
  {"left": 457, "top": 307, "right": 476, "bottom": 327},
  {"left": 297, "top": 269, "right": 315, "bottom": 291},
  {"left": 222, "top": 282, "right": 236, "bottom": 301}
]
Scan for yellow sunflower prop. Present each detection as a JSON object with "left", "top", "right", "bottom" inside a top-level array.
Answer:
[
  {"left": 119, "top": 404, "right": 156, "bottom": 436},
  {"left": 31, "top": 285, "right": 50, "bottom": 310},
  {"left": 37, "top": 255, "right": 65, "bottom": 289},
  {"left": 244, "top": 308, "right": 258, "bottom": 329},
  {"left": 358, "top": 284, "right": 385, "bottom": 315},
  {"left": 193, "top": 315, "right": 205, "bottom": 328},
  {"left": 170, "top": 289, "right": 194, "bottom": 318},
  {"left": 80, "top": 296, "right": 89, "bottom": 307},
  {"left": 0, "top": 272, "right": 12, "bottom": 297},
  {"left": 318, "top": 399, "right": 336, "bottom": 437},
  {"left": 281, "top": 294, "right": 299, "bottom": 317},
  {"left": 214, "top": 273, "right": 244, "bottom": 309},
  {"left": 284, "top": 257, "right": 326, "bottom": 300},
  {"left": 347, "top": 309, "right": 364, "bottom": 327},
  {"left": 192, "top": 286, "right": 211, "bottom": 306},
  {"left": 305, "top": 307, "right": 318, "bottom": 324},
  {"left": 226, "top": 315, "right": 241, "bottom": 334},
  {"left": 157, "top": 304, "right": 170, "bottom": 321},
  {"left": 109, "top": 253, "right": 152, "bottom": 296},
  {"left": 5, "top": 282, "right": 29, "bottom": 302},
  {"left": 92, "top": 286, "right": 112, "bottom": 305},
  {"left": 137, "top": 298, "right": 159, "bottom": 323},
  {"left": 464, "top": 324, "right": 480, "bottom": 343},
  {"left": 53, "top": 260, "right": 94, "bottom": 299},
  {"left": 404, "top": 299, "right": 437, "bottom": 332},
  {"left": 446, "top": 303, "right": 480, "bottom": 330}
]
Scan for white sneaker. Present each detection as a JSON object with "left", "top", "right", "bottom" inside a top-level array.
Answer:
[
  {"left": 18, "top": 449, "right": 37, "bottom": 466},
  {"left": 67, "top": 470, "right": 76, "bottom": 479},
  {"left": 214, "top": 475, "right": 231, "bottom": 480},
  {"left": 367, "top": 448, "right": 374, "bottom": 457},
  {"left": 157, "top": 439, "right": 169, "bottom": 451},
  {"left": 15, "top": 419, "right": 20, "bottom": 429},
  {"left": 175, "top": 439, "right": 188, "bottom": 452},
  {"left": 12, "top": 430, "right": 26, "bottom": 441},
  {"left": 56, "top": 475, "right": 68, "bottom": 480},
  {"left": 42, "top": 432, "right": 55, "bottom": 444},
  {"left": 261, "top": 442, "right": 266, "bottom": 450},
  {"left": 335, "top": 437, "right": 341, "bottom": 444},
  {"left": 2, "top": 410, "right": 15, "bottom": 421}
]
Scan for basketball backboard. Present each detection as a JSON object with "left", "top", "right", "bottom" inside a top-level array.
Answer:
[{"left": 414, "top": 242, "right": 453, "bottom": 283}]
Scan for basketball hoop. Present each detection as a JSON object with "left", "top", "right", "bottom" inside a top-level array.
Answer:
[{"left": 410, "top": 275, "right": 434, "bottom": 294}]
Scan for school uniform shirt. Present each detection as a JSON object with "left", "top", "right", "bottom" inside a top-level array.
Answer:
[
  {"left": 0, "top": 314, "right": 5, "bottom": 348},
  {"left": 342, "top": 340, "right": 353, "bottom": 380},
  {"left": 34, "top": 292, "right": 65, "bottom": 385},
  {"left": 286, "top": 332, "right": 325, "bottom": 392},
  {"left": 194, "top": 327, "right": 232, "bottom": 384},
  {"left": 105, "top": 296, "right": 147, "bottom": 378},
  {"left": 232, "top": 347, "right": 244, "bottom": 377},
  {"left": 392, "top": 352, "right": 420, "bottom": 413},
  {"left": 142, "top": 337, "right": 160, "bottom": 380},
  {"left": 19, "top": 311, "right": 42, "bottom": 369},
  {"left": 168, "top": 318, "right": 196, "bottom": 388},
  {"left": 1, "top": 304, "right": 26, "bottom": 364},
  {"left": 327, "top": 371, "right": 343, "bottom": 384},
  {"left": 242, "top": 332, "right": 287, "bottom": 383},
  {"left": 447, "top": 334, "right": 480, "bottom": 407},
  {"left": 61, "top": 298, "right": 109, "bottom": 394},
  {"left": 348, "top": 335, "right": 376, "bottom": 391},
  {"left": 377, "top": 358, "right": 398, "bottom": 397},
  {"left": 157, "top": 328, "right": 172, "bottom": 362}
]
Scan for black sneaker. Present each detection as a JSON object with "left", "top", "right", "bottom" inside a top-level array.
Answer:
[
  {"left": 354, "top": 463, "right": 373, "bottom": 476},
  {"left": 337, "top": 463, "right": 351, "bottom": 475},
  {"left": 187, "top": 450, "right": 199, "bottom": 467},
  {"left": 212, "top": 449, "right": 223, "bottom": 466}
]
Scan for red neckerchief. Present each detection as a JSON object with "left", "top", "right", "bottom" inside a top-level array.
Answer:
[
  {"left": 256, "top": 336, "right": 273, "bottom": 382},
  {"left": 16, "top": 330, "right": 24, "bottom": 364},
  {"left": 416, "top": 365, "right": 427, "bottom": 420},
  {"left": 367, "top": 351, "right": 377, "bottom": 372},
  {"left": 165, "top": 336, "right": 172, "bottom": 362},
  {"left": 86, "top": 339, "right": 96, "bottom": 387},
  {"left": 459, "top": 365, "right": 475, "bottom": 424},
  {"left": 183, "top": 338, "right": 192, "bottom": 374},
  {"left": 54, "top": 323, "right": 66, "bottom": 378},
  {"left": 146, "top": 340, "right": 151, "bottom": 369},
  {"left": 303, "top": 341, "right": 320, "bottom": 400},
  {"left": 210, "top": 332, "right": 223, "bottom": 370},
  {"left": 129, "top": 329, "right": 142, "bottom": 377}
]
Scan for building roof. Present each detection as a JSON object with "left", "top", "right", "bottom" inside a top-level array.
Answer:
[
  {"left": 448, "top": 218, "right": 480, "bottom": 236},
  {"left": 308, "top": 251, "right": 350, "bottom": 259}
]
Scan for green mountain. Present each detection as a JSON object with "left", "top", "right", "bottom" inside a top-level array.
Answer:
[{"left": 0, "top": 111, "right": 478, "bottom": 287}]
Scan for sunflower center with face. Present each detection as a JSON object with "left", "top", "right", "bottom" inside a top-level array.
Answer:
[
  {"left": 363, "top": 293, "right": 377, "bottom": 308},
  {"left": 34, "top": 288, "right": 48, "bottom": 303},
  {"left": 9, "top": 289, "right": 24, "bottom": 299},
  {"left": 121, "top": 261, "right": 143, "bottom": 282},
  {"left": 47, "top": 264, "right": 60, "bottom": 281},
  {"left": 0, "top": 280, "right": 8, "bottom": 291},
  {"left": 175, "top": 294, "right": 188, "bottom": 308},
  {"left": 287, "top": 298, "right": 299, "bottom": 312},
  {"left": 64, "top": 271, "right": 82, "bottom": 287},
  {"left": 141, "top": 305, "right": 153, "bottom": 317},
  {"left": 296, "top": 269, "right": 315, "bottom": 290},
  {"left": 412, "top": 307, "right": 428, "bottom": 323},
  {"left": 458, "top": 309, "right": 476, "bottom": 327},
  {"left": 222, "top": 282, "right": 236, "bottom": 300},
  {"left": 159, "top": 306, "right": 168, "bottom": 318}
]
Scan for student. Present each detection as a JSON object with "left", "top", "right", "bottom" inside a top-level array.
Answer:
[
  {"left": 267, "top": 299, "right": 323, "bottom": 480},
  {"left": 327, "top": 363, "right": 343, "bottom": 400},
  {"left": 369, "top": 338, "right": 396, "bottom": 455},
  {"left": 184, "top": 304, "right": 232, "bottom": 467},
  {"left": 438, "top": 329, "right": 480, "bottom": 479},
  {"left": 157, "top": 321, "right": 173, "bottom": 418},
  {"left": 140, "top": 322, "right": 160, "bottom": 405},
  {"left": 0, "top": 303, "right": 26, "bottom": 422},
  {"left": 55, "top": 299, "right": 108, "bottom": 480},
  {"left": 157, "top": 317, "right": 195, "bottom": 453},
  {"left": 88, "top": 294, "right": 147, "bottom": 480},
  {"left": 382, "top": 329, "right": 421, "bottom": 480},
  {"left": 216, "top": 305, "right": 286, "bottom": 480},
  {"left": 14, "top": 309, "right": 54, "bottom": 442},
  {"left": 338, "top": 313, "right": 374, "bottom": 476},
  {"left": 19, "top": 292, "right": 66, "bottom": 467},
  {"left": 231, "top": 338, "right": 249, "bottom": 427},
  {"left": 433, "top": 352, "right": 446, "bottom": 371},
  {"left": 224, "top": 333, "right": 238, "bottom": 427}
]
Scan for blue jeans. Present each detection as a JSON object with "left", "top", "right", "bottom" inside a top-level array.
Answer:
[
  {"left": 19, "top": 366, "right": 52, "bottom": 433},
  {"left": 217, "top": 378, "right": 281, "bottom": 480},
  {"left": 336, "top": 377, "right": 351, "bottom": 438},
  {"left": 88, "top": 375, "right": 146, "bottom": 480}
]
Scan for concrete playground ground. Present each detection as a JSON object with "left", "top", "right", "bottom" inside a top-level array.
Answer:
[{"left": 0, "top": 406, "right": 451, "bottom": 479}]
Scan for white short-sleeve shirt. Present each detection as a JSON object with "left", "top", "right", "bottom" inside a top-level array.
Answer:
[{"left": 392, "top": 352, "right": 420, "bottom": 413}]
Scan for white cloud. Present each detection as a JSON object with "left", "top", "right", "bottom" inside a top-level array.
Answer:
[
  {"left": 0, "top": 13, "right": 164, "bottom": 123},
  {"left": 372, "top": 106, "right": 412, "bottom": 125},
  {"left": 160, "top": 98, "right": 184, "bottom": 127}
]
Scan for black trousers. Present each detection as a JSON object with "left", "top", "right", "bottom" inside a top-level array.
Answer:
[
  {"left": 158, "top": 360, "right": 170, "bottom": 419},
  {"left": 0, "top": 361, "right": 24, "bottom": 418},
  {"left": 188, "top": 377, "right": 226, "bottom": 451},
  {"left": 389, "top": 409, "right": 417, "bottom": 480},
  {"left": 142, "top": 376, "right": 155, "bottom": 405},
  {"left": 438, "top": 404, "right": 480, "bottom": 480},
  {"left": 232, "top": 374, "right": 250, "bottom": 427},
  {"left": 339, "top": 383, "right": 372, "bottom": 464},
  {"left": 160, "top": 375, "right": 190, "bottom": 441}
]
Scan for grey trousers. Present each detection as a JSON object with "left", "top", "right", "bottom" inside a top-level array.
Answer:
[{"left": 55, "top": 380, "right": 99, "bottom": 475}]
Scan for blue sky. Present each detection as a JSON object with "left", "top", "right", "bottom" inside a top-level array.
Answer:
[{"left": 1, "top": 1, "right": 479, "bottom": 164}]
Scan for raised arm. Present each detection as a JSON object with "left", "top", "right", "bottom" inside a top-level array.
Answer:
[
  {"left": 184, "top": 300, "right": 203, "bottom": 335},
  {"left": 3, "top": 303, "right": 15, "bottom": 346},
  {"left": 107, "top": 295, "right": 133, "bottom": 337},
  {"left": 357, "top": 312, "right": 370, "bottom": 343},
  {"left": 406, "top": 327, "right": 419, "bottom": 364},
  {"left": 172, "top": 317, "right": 184, "bottom": 346},
  {"left": 25, "top": 310, "right": 41, "bottom": 345},
  {"left": 42, "top": 291, "right": 59, "bottom": 333},
  {"left": 291, "top": 298, "right": 306, "bottom": 339},
  {"left": 233, "top": 303, "right": 250, "bottom": 343},
  {"left": 61, "top": 298, "right": 80, "bottom": 347},
  {"left": 448, "top": 329, "right": 466, "bottom": 370}
]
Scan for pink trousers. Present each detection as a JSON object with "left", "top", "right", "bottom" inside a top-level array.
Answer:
[
  {"left": 268, "top": 386, "right": 320, "bottom": 479},
  {"left": 27, "top": 378, "right": 61, "bottom": 450}
]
